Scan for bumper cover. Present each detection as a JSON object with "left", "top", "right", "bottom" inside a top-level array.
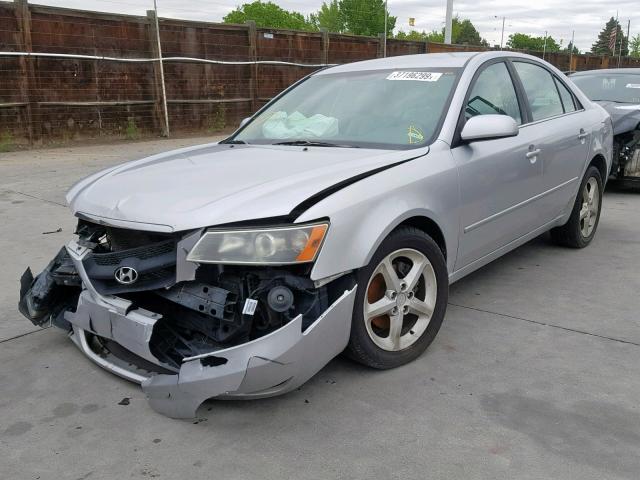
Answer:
[{"left": 62, "top": 242, "right": 356, "bottom": 418}]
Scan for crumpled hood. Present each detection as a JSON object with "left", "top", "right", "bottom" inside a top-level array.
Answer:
[
  {"left": 67, "top": 142, "right": 426, "bottom": 232},
  {"left": 594, "top": 101, "right": 640, "bottom": 136}
]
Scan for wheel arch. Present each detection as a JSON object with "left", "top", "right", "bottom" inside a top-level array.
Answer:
[
  {"left": 394, "top": 215, "right": 447, "bottom": 260},
  {"left": 589, "top": 153, "right": 608, "bottom": 180}
]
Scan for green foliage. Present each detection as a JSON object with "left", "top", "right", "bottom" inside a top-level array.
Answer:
[
  {"left": 223, "top": 1, "right": 316, "bottom": 31},
  {"left": 395, "top": 30, "right": 430, "bottom": 42},
  {"left": 395, "top": 17, "right": 487, "bottom": 46},
  {"left": 338, "top": 0, "right": 395, "bottom": 37},
  {"left": 0, "top": 131, "right": 13, "bottom": 152},
  {"left": 456, "top": 18, "right": 487, "bottom": 46},
  {"left": 629, "top": 34, "right": 640, "bottom": 58},
  {"left": 125, "top": 117, "right": 140, "bottom": 140},
  {"left": 309, "top": 0, "right": 345, "bottom": 33},
  {"left": 507, "top": 33, "right": 561, "bottom": 52},
  {"left": 591, "top": 17, "right": 628, "bottom": 56},
  {"left": 208, "top": 105, "right": 227, "bottom": 133},
  {"left": 564, "top": 41, "right": 580, "bottom": 55}
]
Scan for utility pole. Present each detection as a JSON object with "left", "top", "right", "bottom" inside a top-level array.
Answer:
[
  {"left": 500, "top": 16, "right": 505, "bottom": 49},
  {"left": 444, "top": 0, "right": 453, "bottom": 44},
  {"left": 153, "top": 0, "right": 170, "bottom": 137},
  {"left": 569, "top": 30, "right": 575, "bottom": 71},
  {"left": 383, "top": 0, "right": 388, "bottom": 57},
  {"left": 542, "top": 30, "right": 548, "bottom": 60}
]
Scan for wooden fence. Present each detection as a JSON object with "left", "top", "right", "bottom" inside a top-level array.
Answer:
[{"left": 1, "top": 0, "right": 639, "bottom": 148}]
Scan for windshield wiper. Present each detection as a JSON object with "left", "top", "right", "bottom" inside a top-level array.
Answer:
[
  {"left": 220, "top": 139, "right": 247, "bottom": 144},
  {"left": 272, "top": 140, "right": 359, "bottom": 148}
]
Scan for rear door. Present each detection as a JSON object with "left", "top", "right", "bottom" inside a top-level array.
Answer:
[
  {"left": 452, "top": 60, "right": 545, "bottom": 269},
  {"left": 511, "top": 61, "right": 591, "bottom": 223}
]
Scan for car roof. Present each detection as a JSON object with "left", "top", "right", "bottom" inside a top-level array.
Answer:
[
  {"left": 316, "top": 52, "right": 480, "bottom": 75},
  {"left": 571, "top": 68, "right": 640, "bottom": 76}
]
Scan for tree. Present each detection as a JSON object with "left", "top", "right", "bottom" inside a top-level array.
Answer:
[
  {"left": 395, "top": 17, "right": 487, "bottom": 46},
  {"left": 564, "top": 41, "right": 580, "bottom": 55},
  {"left": 456, "top": 18, "right": 486, "bottom": 46},
  {"left": 507, "top": 33, "right": 560, "bottom": 52},
  {"left": 630, "top": 34, "right": 640, "bottom": 58},
  {"left": 591, "top": 17, "right": 628, "bottom": 56},
  {"left": 338, "top": 0, "right": 396, "bottom": 37},
  {"left": 309, "top": 0, "right": 345, "bottom": 33},
  {"left": 223, "top": 1, "right": 315, "bottom": 31},
  {"left": 395, "top": 30, "right": 428, "bottom": 41}
]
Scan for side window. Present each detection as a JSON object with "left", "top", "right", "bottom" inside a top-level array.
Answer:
[
  {"left": 554, "top": 77, "right": 577, "bottom": 113},
  {"left": 465, "top": 62, "right": 522, "bottom": 125},
  {"left": 513, "top": 62, "right": 564, "bottom": 121}
]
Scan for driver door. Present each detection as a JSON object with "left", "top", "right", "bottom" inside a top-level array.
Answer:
[{"left": 452, "top": 60, "right": 545, "bottom": 269}]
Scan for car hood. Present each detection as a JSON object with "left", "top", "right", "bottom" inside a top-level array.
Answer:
[
  {"left": 67, "top": 142, "right": 426, "bottom": 232},
  {"left": 594, "top": 100, "right": 640, "bottom": 136}
]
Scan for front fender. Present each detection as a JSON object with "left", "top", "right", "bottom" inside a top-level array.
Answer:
[{"left": 297, "top": 147, "right": 459, "bottom": 281}]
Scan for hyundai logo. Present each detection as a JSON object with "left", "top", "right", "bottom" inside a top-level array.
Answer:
[{"left": 114, "top": 266, "right": 138, "bottom": 285}]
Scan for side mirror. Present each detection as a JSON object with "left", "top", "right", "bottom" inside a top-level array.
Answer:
[
  {"left": 239, "top": 117, "right": 252, "bottom": 128},
  {"left": 460, "top": 114, "right": 519, "bottom": 142}
]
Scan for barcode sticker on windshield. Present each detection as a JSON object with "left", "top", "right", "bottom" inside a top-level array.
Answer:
[
  {"left": 243, "top": 299, "right": 258, "bottom": 316},
  {"left": 626, "top": 83, "right": 640, "bottom": 89},
  {"left": 386, "top": 71, "right": 442, "bottom": 82}
]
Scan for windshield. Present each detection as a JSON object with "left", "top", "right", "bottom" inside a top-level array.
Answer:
[
  {"left": 571, "top": 73, "right": 640, "bottom": 103},
  {"left": 229, "top": 68, "right": 461, "bottom": 149}
]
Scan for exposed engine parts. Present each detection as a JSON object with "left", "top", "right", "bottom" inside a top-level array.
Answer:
[
  {"left": 19, "top": 220, "right": 339, "bottom": 371},
  {"left": 615, "top": 130, "right": 640, "bottom": 179},
  {"left": 144, "top": 265, "right": 329, "bottom": 368}
]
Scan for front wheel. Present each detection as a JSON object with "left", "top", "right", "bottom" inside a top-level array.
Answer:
[
  {"left": 345, "top": 227, "right": 448, "bottom": 369},
  {"left": 551, "top": 165, "right": 603, "bottom": 248}
]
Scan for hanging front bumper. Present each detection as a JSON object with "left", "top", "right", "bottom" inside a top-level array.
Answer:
[{"left": 57, "top": 240, "right": 356, "bottom": 418}]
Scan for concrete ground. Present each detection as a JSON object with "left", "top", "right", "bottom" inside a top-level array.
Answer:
[{"left": 1, "top": 138, "right": 639, "bottom": 480}]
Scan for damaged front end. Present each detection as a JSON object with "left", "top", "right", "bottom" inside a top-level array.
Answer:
[{"left": 19, "top": 219, "right": 355, "bottom": 418}]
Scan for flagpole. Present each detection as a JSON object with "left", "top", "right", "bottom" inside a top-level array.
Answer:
[
  {"left": 618, "top": 19, "right": 630, "bottom": 67},
  {"left": 613, "top": 11, "right": 619, "bottom": 60}
]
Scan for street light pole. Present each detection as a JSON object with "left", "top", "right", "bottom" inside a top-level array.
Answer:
[
  {"left": 569, "top": 30, "right": 575, "bottom": 71},
  {"left": 542, "top": 30, "right": 548, "bottom": 60},
  {"left": 383, "top": 0, "right": 388, "bottom": 57},
  {"left": 500, "top": 16, "right": 505, "bottom": 49},
  {"left": 444, "top": 0, "right": 453, "bottom": 44}
]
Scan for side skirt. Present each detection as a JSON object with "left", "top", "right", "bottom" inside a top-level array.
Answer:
[{"left": 449, "top": 214, "right": 566, "bottom": 284}]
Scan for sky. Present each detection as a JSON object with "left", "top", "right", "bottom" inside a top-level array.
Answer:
[{"left": 34, "top": 0, "right": 639, "bottom": 53}]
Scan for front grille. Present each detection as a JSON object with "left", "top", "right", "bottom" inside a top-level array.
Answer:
[
  {"left": 78, "top": 222, "right": 178, "bottom": 295},
  {"left": 92, "top": 240, "right": 175, "bottom": 266}
]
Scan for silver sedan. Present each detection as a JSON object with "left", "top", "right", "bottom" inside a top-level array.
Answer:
[{"left": 19, "top": 52, "right": 612, "bottom": 417}]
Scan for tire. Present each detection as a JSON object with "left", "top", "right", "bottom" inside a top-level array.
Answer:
[
  {"left": 550, "top": 165, "right": 603, "bottom": 248},
  {"left": 345, "top": 226, "right": 448, "bottom": 369}
]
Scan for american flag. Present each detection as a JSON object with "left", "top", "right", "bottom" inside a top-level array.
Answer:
[{"left": 609, "top": 27, "right": 617, "bottom": 53}]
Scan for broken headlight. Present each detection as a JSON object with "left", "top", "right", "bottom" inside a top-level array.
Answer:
[{"left": 186, "top": 223, "right": 328, "bottom": 265}]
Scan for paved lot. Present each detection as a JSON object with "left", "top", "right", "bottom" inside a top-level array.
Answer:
[{"left": 1, "top": 138, "right": 640, "bottom": 480}]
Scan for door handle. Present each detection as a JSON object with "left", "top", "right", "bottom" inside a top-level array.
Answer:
[
  {"left": 578, "top": 129, "right": 589, "bottom": 143},
  {"left": 525, "top": 148, "right": 541, "bottom": 163}
]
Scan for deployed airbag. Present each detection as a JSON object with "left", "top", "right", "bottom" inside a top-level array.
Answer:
[{"left": 262, "top": 111, "right": 339, "bottom": 139}]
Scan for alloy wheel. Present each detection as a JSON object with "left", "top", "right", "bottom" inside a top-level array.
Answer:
[
  {"left": 580, "top": 177, "right": 600, "bottom": 238},
  {"left": 363, "top": 248, "right": 437, "bottom": 352}
]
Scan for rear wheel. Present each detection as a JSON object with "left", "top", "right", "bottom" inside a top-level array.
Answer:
[
  {"left": 345, "top": 227, "right": 448, "bottom": 369},
  {"left": 551, "top": 165, "right": 603, "bottom": 248}
]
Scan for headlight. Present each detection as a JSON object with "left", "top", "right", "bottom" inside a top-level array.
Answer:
[{"left": 186, "top": 223, "right": 329, "bottom": 265}]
